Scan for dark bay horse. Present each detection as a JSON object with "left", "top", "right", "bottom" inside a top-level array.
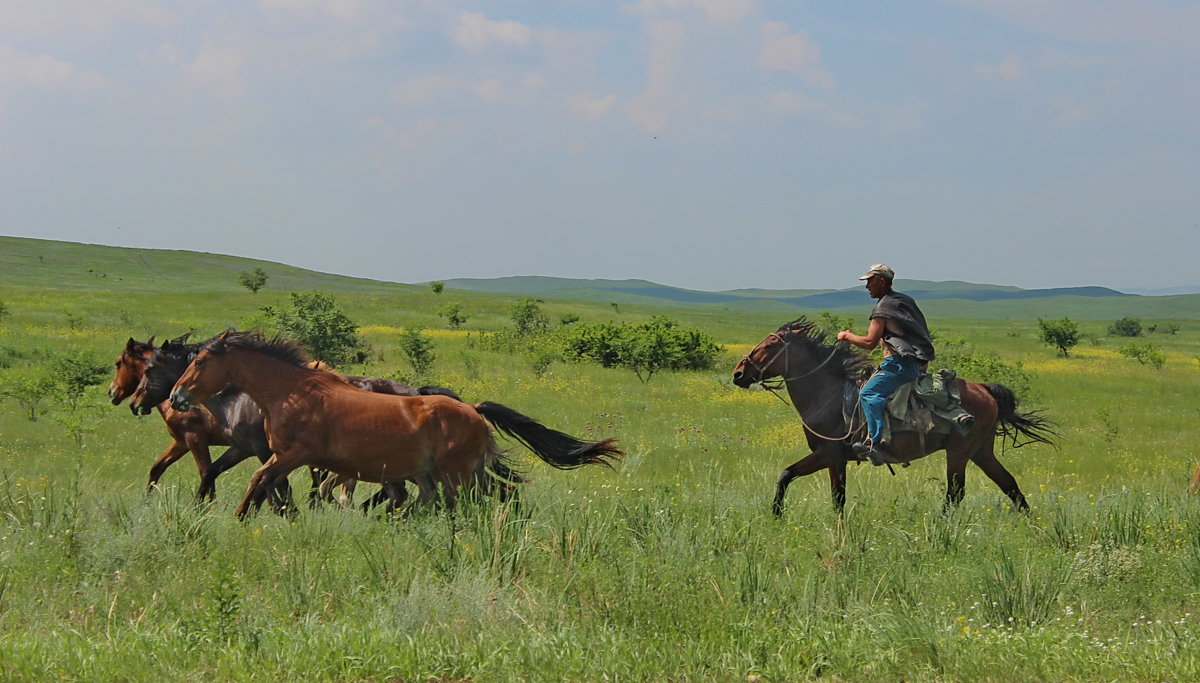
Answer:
[
  {"left": 109, "top": 335, "right": 244, "bottom": 494},
  {"left": 731, "top": 318, "right": 1056, "bottom": 516},
  {"left": 132, "top": 336, "right": 446, "bottom": 509},
  {"left": 169, "top": 331, "right": 622, "bottom": 518}
]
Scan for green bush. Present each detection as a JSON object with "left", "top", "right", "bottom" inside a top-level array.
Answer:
[
  {"left": 1037, "top": 317, "right": 1080, "bottom": 357},
  {"left": 1107, "top": 317, "right": 1142, "bottom": 337},
  {"left": 438, "top": 301, "right": 467, "bottom": 330},
  {"left": 258, "top": 291, "right": 368, "bottom": 365},
  {"left": 511, "top": 298, "right": 549, "bottom": 335},
  {"left": 1117, "top": 341, "right": 1165, "bottom": 369},
  {"left": 238, "top": 267, "right": 268, "bottom": 294},
  {"left": 560, "top": 315, "right": 721, "bottom": 383},
  {"left": 397, "top": 327, "right": 436, "bottom": 376},
  {"left": 932, "top": 335, "right": 1034, "bottom": 400}
]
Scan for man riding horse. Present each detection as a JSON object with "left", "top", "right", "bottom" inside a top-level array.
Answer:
[{"left": 835, "top": 264, "right": 936, "bottom": 466}]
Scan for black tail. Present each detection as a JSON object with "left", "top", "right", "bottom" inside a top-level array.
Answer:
[
  {"left": 984, "top": 383, "right": 1058, "bottom": 449},
  {"left": 418, "top": 385, "right": 463, "bottom": 402},
  {"left": 474, "top": 401, "right": 623, "bottom": 470}
]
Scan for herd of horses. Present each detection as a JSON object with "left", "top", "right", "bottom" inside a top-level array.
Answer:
[
  {"left": 108, "top": 318, "right": 1057, "bottom": 519},
  {"left": 108, "top": 330, "right": 622, "bottom": 518}
]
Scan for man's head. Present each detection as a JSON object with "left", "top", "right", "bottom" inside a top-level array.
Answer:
[{"left": 858, "top": 263, "right": 894, "bottom": 299}]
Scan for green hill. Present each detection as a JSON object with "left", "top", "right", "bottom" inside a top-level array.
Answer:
[{"left": 3, "top": 235, "right": 1199, "bottom": 320}]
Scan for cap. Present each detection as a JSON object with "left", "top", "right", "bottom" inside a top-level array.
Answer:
[{"left": 858, "top": 264, "right": 895, "bottom": 281}]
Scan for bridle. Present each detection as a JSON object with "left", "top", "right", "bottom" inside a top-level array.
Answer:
[{"left": 740, "top": 330, "right": 861, "bottom": 442}]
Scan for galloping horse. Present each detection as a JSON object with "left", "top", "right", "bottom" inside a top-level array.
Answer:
[
  {"left": 731, "top": 318, "right": 1056, "bottom": 516},
  {"left": 109, "top": 335, "right": 245, "bottom": 494},
  {"left": 169, "top": 331, "right": 621, "bottom": 518}
]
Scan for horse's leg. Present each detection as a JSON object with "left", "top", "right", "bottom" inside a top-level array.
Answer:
[
  {"left": 196, "top": 446, "right": 252, "bottom": 501},
  {"left": 235, "top": 455, "right": 280, "bottom": 519},
  {"left": 944, "top": 448, "right": 970, "bottom": 510},
  {"left": 147, "top": 440, "right": 190, "bottom": 493},
  {"left": 969, "top": 442, "right": 1029, "bottom": 511},
  {"left": 308, "top": 467, "right": 327, "bottom": 508},
  {"left": 828, "top": 458, "right": 847, "bottom": 513},
  {"left": 1189, "top": 463, "right": 1200, "bottom": 495},
  {"left": 773, "top": 449, "right": 838, "bottom": 517}
]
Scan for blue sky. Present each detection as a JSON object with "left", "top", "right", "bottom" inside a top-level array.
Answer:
[{"left": 1, "top": 0, "right": 1197, "bottom": 292}]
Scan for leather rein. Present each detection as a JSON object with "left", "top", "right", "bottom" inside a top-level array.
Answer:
[{"left": 740, "top": 332, "right": 860, "bottom": 442}]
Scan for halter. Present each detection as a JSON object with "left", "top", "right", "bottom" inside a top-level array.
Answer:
[{"left": 740, "top": 330, "right": 861, "bottom": 442}]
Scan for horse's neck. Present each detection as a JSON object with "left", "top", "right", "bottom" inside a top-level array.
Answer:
[
  {"left": 784, "top": 351, "right": 847, "bottom": 426},
  {"left": 226, "top": 351, "right": 317, "bottom": 415}
]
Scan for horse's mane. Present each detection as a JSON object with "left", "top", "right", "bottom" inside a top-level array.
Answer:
[
  {"left": 777, "top": 316, "right": 874, "bottom": 379},
  {"left": 204, "top": 330, "right": 311, "bottom": 368}
]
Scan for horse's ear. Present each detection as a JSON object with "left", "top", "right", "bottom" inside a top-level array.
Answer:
[
  {"left": 218, "top": 328, "right": 236, "bottom": 340},
  {"left": 170, "top": 332, "right": 191, "bottom": 345},
  {"left": 147, "top": 335, "right": 156, "bottom": 346}
]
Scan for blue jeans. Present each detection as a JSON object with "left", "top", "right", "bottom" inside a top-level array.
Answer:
[{"left": 860, "top": 355, "right": 922, "bottom": 444}]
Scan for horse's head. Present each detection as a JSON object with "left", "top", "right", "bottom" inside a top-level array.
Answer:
[
  {"left": 731, "top": 327, "right": 794, "bottom": 388},
  {"left": 131, "top": 339, "right": 195, "bottom": 415},
  {"left": 108, "top": 337, "right": 156, "bottom": 405},
  {"left": 170, "top": 333, "right": 236, "bottom": 411}
]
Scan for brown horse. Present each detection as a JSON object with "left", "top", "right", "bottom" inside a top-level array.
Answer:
[
  {"left": 731, "top": 318, "right": 1056, "bottom": 516},
  {"left": 169, "top": 331, "right": 622, "bottom": 518},
  {"left": 108, "top": 336, "right": 241, "bottom": 493}
]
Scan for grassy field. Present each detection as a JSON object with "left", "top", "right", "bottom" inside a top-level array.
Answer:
[{"left": 2, "top": 242, "right": 1200, "bottom": 680}]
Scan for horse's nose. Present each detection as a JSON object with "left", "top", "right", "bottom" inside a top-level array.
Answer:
[{"left": 170, "top": 387, "right": 191, "bottom": 411}]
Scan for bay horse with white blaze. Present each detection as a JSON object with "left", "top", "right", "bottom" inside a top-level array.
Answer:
[
  {"left": 169, "top": 331, "right": 622, "bottom": 518},
  {"left": 731, "top": 318, "right": 1056, "bottom": 516}
]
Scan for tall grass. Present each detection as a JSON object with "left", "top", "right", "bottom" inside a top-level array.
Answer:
[{"left": 2, "top": 264, "right": 1200, "bottom": 679}]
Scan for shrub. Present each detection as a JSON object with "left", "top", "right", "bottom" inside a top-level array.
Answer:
[
  {"left": 397, "top": 328, "right": 435, "bottom": 376},
  {"left": 511, "top": 298, "right": 549, "bottom": 335},
  {"left": 1037, "top": 317, "right": 1081, "bottom": 357},
  {"left": 439, "top": 301, "right": 467, "bottom": 329},
  {"left": 259, "top": 291, "right": 367, "bottom": 365},
  {"left": 561, "top": 316, "right": 721, "bottom": 383},
  {"left": 429, "top": 281, "right": 445, "bottom": 294},
  {"left": 1107, "top": 317, "right": 1142, "bottom": 337},
  {"left": 0, "top": 368, "right": 55, "bottom": 421},
  {"left": 1117, "top": 341, "right": 1165, "bottom": 369},
  {"left": 932, "top": 335, "right": 1034, "bottom": 400},
  {"left": 48, "top": 351, "right": 108, "bottom": 411},
  {"left": 238, "top": 267, "right": 268, "bottom": 294}
]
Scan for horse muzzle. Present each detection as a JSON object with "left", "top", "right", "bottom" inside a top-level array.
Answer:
[
  {"left": 170, "top": 387, "right": 193, "bottom": 411},
  {"left": 731, "top": 368, "right": 757, "bottom": 388}
]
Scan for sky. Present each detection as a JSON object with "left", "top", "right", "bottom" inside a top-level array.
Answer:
[{"left": 1, "top": 0, "right": 1197, "bottom": 293}]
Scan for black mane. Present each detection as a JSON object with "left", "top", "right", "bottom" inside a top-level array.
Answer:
[
  {"left": 204, "top": 330, "right": 311, "bottom": 369},
  {"left": 777, "top": 317, "right": 874, "bottom": 379}
]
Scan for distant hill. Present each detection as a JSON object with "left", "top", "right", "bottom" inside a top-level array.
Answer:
[
  {"left": 3, "top": 236, "right": 1198, "bottom": 319},
  {"left": 443, "top": 276, "right": 1131, "bottom": 308}
]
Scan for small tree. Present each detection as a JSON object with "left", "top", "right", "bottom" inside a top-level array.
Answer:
[
  {"left": 397, "top": 328, "right": 435, "bottom": 375},
  {"left": 1118, "top": 341, "right": 1165, "bottom": 369},
  {"left": 260, "top": 291, "right": 367, "bottom": 365},
  {"left": 1038, "top": 317, "right": 1081, "bottom": 357},
  {"left": 49, "top": 351, "right": 108, "bottom": 411},
  {"left": 511, "top": 298, "right": 549, "bottom": 335},
  {"left": 559, "top": 312, "right": 580, "bottom": 326},
  {"left": 1108, "top": 317, "right": 1142, "bottom": 337},
  {"left": 0, "top": 369, "right": 56, "bottom": 421},
  {"left": 438, "top": 301, "right": 467, "bottom": 329},
  {"left": 429, "top": 281, "right": 445, "bottom": 295},
  {"left": 238, "top": 267, "right": 268, "bottom": 294}
]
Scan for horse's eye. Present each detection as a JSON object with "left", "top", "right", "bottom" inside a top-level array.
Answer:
[{"left": 195, "top": 359, "right": 206, "bottom": 368}]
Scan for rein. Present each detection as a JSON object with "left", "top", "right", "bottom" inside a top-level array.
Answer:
[{"left": 742, "top": 333, "right": 861, "bottom": 443}]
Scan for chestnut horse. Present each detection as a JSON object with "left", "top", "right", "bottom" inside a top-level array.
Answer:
[
  {"left": 169, "top": 331, "right": 622, "bottom": 518},
  {"left": 731, "top": 318, "right": 1056, "bottom": 516},
  {"left": 108, "top": 335, "right": 247, "bottom": 494}
]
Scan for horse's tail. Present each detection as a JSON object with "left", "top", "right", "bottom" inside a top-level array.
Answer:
[
  {"left": 984, "top": 383, "right": 1058, "bottom": 449},
  {"left": 419, "top": 384, "right": 463, "bottom": 402},
  {"left": 473, "top": 401, "right": 623, "bottom": 470}
]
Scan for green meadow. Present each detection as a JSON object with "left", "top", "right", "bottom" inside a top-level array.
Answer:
[{"left": 2, "top": 238, "right": 1200, "bottom": 680}]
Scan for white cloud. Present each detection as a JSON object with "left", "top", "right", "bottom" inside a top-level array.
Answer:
[
  {"left": 765, "top": 90, "right": 858, "bottom": 126},
  {"left": 393, "top": 74, "right": 457, "bottom": 105},
  {"left": 625, "top": 19, "right": 686, "bottom": 132},
  {"left": 976, "top": 54, "right": 1024, "bottom": 81},
  {"left": 185, "top": 44, "right": 248, "bottom": 99},
  {"left": 453, "top": 12, "right": 533, "bottom": 53},
  {"left": 0, "top": 44, "right": 108, "bottom": 93},
  {"left": 566, "top": 92, "right": 618, "bottom": 119},
  {"left": 758, "top": 21, "right": 833, "bottom": 88},
  {"left": 624, "top": 0, "right": 755, "bottom": 23},
  {"left": 0, "top": 0, "right": 176, "bottom": 38},
  {"left": 473, "top": 78, "right": 507, "bottom": 103},
  {"left": 259, "top": 0, "right": 372, "bottom": 23}
]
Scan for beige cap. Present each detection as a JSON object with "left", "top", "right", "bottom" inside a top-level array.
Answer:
[{"left": 858, "top": 264, "right": 895, "bottom": 281}]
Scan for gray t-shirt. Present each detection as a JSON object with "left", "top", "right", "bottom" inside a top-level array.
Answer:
[{"left": 869, "top": 291, "right": 935, "bottom": 362}]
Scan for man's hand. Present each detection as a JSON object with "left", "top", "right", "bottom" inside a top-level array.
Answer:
[{"left": 836, "top": 329, "right": 854, "bottom": 342}]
